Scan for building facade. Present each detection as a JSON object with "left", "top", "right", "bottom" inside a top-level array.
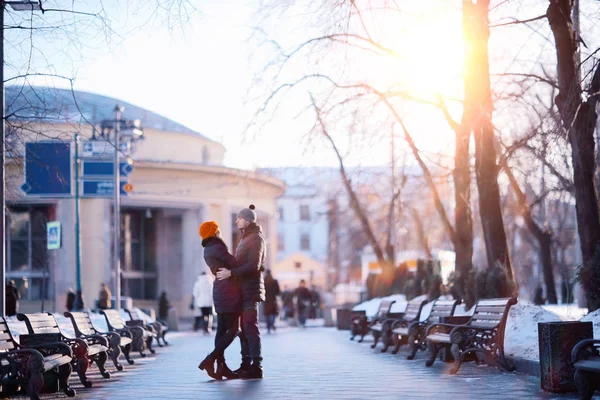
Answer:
[{"left": 5, "top": 86, "right": 285, "bottom": 316}]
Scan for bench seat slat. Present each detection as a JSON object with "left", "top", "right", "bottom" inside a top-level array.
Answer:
[
  {"left": 426, "top": 333, "right": 451, "bottom": 343},
  {"left": 476, "top": 299, "right": 512, "bottom": 306},
  {"left": 471, "top": 314, "right": 503, "bottom": 321},
  {"left": 574, "top": 359, "right": 600, "bottom": 372},
  {"left": 120, "top": 337, "right": 132, "bottom": 346},
  {"left": 87, "top": 344, "right": 109, "bottom": 356},
  {"left": 474, "top": 306, "right": 507, "bottom": 313},
  {"left": 43, "top": 355, "right": 72, "bottom": 371},
  {"left": 469, "top": 322, "right": 498, "bottom": 329},
  {"left": 392, "top": 327, "right": 409, "bottom": 336}
]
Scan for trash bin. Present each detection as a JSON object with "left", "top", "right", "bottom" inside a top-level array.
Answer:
[
  {"left": 335, "top": 308, "right": 352, "bottom": 330},
  {"left": 538, "top": 321, "right": 593, "bottom": 392}
]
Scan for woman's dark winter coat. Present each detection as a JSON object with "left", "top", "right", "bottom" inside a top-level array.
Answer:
[
  {"left": 231, "top": 223, "right": 266, "bottom": 306},
  {"left": 264, "top": 275, "right": 281, "bottom": 316},
  {"left": 202, "top": 236, "right": 241, "bottom": 314}
]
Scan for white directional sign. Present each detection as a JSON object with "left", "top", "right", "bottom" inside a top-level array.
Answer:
[{"left": 82, "top": 140, "right": 131, "bottom": 158}]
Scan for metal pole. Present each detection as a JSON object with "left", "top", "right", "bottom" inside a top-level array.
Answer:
[
  {"left": 0, "top": 1, "right": 6, "bottom": 317},
  {"left": 74, "top": 134, "right": 82, "bottom": 291},
  {"left": 113, "top": 105, "right": 122, "bottom": 311}
]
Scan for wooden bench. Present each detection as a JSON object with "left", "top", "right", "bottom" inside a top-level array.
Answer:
[
  {"left": 424, "top": 297, "right": 517, "bottom": 374},
  {"left": 392, "top": 299, "right": 457, "bottom": 358},
  {"left": 125, "top": 308, "right": 160, "bottom": 352},
  {"left": 126, "top": 308, "right": 169, "bottom": 347},
  {"left": 17, "top": 313, "right": 103, "bottom": 388},
  {"left": 0, "top": 317, "right": 75, "bottom": 400},
  {"left": 350, "top": 300, "right": 396, "bottom": 343},
  {"left": 571, "top": 338, "right": 600, "bottom": 400},
  {"left": 101, "top": 309, "right": 148, "bottom": 358},
  {"left": 374, "top": 297, "right": 429, "bottom": 353},
  {"left": 64, "top": 311, "right": 132, "bottom": 371}
]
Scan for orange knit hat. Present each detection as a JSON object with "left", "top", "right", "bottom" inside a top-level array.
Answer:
[{"left": 199, "top": 221, "right": 219, "bottom": 239}]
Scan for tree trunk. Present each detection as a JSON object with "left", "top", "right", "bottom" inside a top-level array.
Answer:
[
  {"left": 539, "top": 232, "right": 558, "bottom": 304},
  {"left": 503, "top": 164, "right": 558, "bottom": 303},
  {"left": 547, "top": 0, "right": 600, "bottom": 311},
  {"left": 454, "top": 125, "right": 474, "bottom": 293},
  {"left": 464, "top": 0, "right": 513, "bottom": 282}
]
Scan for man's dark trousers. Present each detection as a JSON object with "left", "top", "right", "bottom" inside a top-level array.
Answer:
[{"left": 239, "top": 302, "right": 262, "bottom": 366}]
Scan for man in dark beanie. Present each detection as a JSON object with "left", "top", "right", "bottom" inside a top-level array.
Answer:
[{"left": 217, "top": 204, "right": 266, "bottom": 379}]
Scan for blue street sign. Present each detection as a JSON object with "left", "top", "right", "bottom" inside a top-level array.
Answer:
[
  {"left": 82, "top": 161, "right": 134, "bottom": 177},
  {"left": 82, "top": 180, "right": 129, "bottom": 197},
  {"left": 21, "top": 142, "right": 72, "bottom": 197}
]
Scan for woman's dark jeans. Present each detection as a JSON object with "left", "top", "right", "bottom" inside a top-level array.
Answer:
[{"left": 209, "top": 312, "right": 240, "bottom": 360}]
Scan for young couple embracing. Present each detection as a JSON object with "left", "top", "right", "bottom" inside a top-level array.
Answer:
[{"left": 198, "top": 204, "right": 265, "bottom": 380}]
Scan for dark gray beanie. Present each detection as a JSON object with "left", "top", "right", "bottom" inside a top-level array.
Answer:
[{"left": 237, "top": 204, "right": 257, "bottom": 223}]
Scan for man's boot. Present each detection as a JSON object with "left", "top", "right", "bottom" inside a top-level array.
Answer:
[
  {"left": 241, "top": 362, "right": 263, "bottom": 379},
  {"left": 233, "top": 358, "right": 252, "bottom": 375}
]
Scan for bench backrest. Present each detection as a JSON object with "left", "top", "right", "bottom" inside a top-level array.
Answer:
[
  {"left": 468, "top": 297, "right": 517, "bottom": 330},
  {"left": 17, "top": 313, "right": 61, "bottom": 335},
  {"left": 377, "top": 300, "right": 395, "bottom": 318},
  {"left": 64, "top": 312, "right": 96, "bottom": 336},
  {"left": 0, "top": 318, "right": 17, "bottom": 352},
  {"left": 125, "top": 308, "right": 142, "bottom": 321},
  {"left": 101, "top": 309, "right": 126, "bottom": 330},
  {"left": 402, "top": 298, "right": 427, "bottom": 322},
  {"left": 425, "top": 299, "right": 458, "bottom": 324}
]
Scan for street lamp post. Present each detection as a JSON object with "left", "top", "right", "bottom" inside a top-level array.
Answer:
[
  {"left": 113, "top": 105, "right": 123, "bottom": 311},
  {"left": 1, "top": 0, "right": 44, "bottom": 317}
]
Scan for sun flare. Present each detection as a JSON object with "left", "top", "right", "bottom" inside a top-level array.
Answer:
[{"left": 370, "top": 12, "right": 465, "bottom": 100}]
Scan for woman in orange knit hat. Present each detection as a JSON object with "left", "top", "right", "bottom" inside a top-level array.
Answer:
[{"left": 197, "top": 221, "right": 241, "bottom": 380}]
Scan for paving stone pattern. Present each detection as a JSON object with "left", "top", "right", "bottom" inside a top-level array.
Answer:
[{"left": 13, "top": 327, "right": 600, "bottom": 400}]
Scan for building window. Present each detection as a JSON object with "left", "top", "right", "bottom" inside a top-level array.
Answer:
[
  {"left": 300, "top": 205, "right": 310, "bottom": 221},
  {"left": 6, "top": 205, "right": 52, "bottom": 301},
  {"left": 300, "top": 234, "right": 310, "bottom": 250},
  {"left": 295, "top": 262, "right": 302, "bottom": 269},
  {"left": 120, "top": 208, "right": 157, "bottom": 300},
  {"left": 277, "top": 233, "right": 285, "bottom": 252}
]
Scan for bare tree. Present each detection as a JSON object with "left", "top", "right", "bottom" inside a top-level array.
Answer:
[{"left": 546, "top": 0, "right": 600, "bottom": 311}]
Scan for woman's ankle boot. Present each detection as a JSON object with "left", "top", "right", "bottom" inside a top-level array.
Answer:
[
  {"left": 198, "top": 354, "right": 219, "bottom": 380},
  {"left": 217, "top": 359, "right": 240, "bottom": 380}
]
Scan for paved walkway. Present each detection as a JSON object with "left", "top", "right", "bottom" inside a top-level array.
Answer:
[{"left": 15, "top": 326, "right": 599, "bottom": 399}]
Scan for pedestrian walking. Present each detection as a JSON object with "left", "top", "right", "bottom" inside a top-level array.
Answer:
[
  {"left": 74, "top": 290, "right": 85, "bottom": 311},
  {"left": 281, "top": 289, "right": 295, "bottom": 320},
  {"left": 192, "top": 272, "right": 214, "bottom": 333},
  {"left": 295, "top": 280, "right": 312, "bottom": 328},
  {"left": 264, "top": 269, "right": 280, "bottom": 333},
  {"left": 5, "top": 280, "right": 19, "bottom": 317},
  {"left": 158, "top": 291, "right": 171, "bottom": 321},
  {"left": 66, "top": 288, "right": 76, "bottom": 312},
  {"left": 97, "top": 283, "right": 111, "bottom": 310},
  {"left": 217, "top": 204, "right": 266, "bottom": 379},
  {"left": 309, "top": 285, "right": 321, "bottom": 319},
  {"left": 197, "top": 221, "right": 241, "bottom": 380}
]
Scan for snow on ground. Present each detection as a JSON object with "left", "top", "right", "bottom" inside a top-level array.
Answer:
[
  {"left": 542, "top": 304, "right": 588, "bottom": 321},
  {"left": 504, "top": 302, "right": 564, "bottom": 361},
  {"left": 581, "top": 309, "right": 600, "bottom": 338}
]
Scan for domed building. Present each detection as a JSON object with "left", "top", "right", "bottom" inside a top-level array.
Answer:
[{"left": 5, "top": 86, "right": 285, "bottom": 316}]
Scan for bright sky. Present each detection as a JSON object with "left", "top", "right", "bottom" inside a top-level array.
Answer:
[{"left": 7, "top": 0, "right": 586, "bottom": 171}]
